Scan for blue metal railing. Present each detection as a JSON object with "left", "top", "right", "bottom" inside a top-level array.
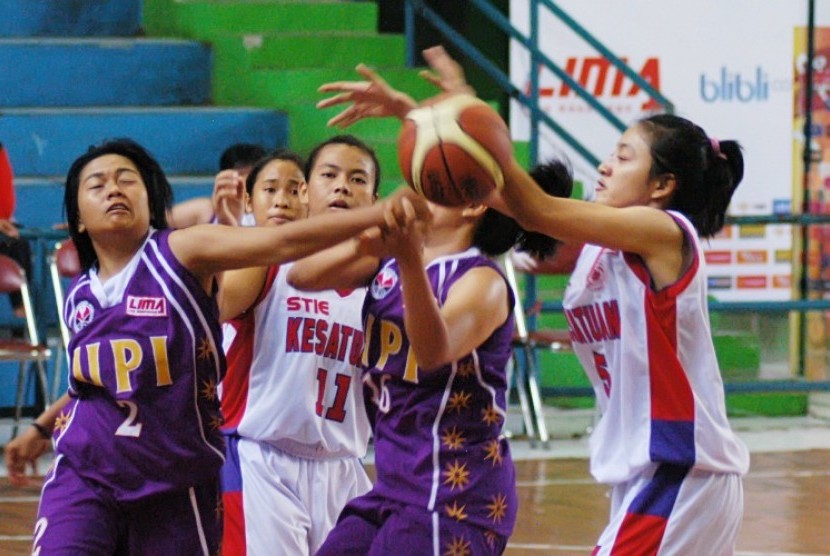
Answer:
[
  {"left": 402, "top": 0, "right": 830, "bottom": 394},
  {"left": 403, "top": 0, "right": 673, "bottom": 168}
]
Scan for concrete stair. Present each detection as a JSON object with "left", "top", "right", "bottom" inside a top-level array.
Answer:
[
  {"left": 0, "top": 38, "right": 212, "bottom": 107},
  {"left": 143, "top": 0, "right": 442, "bottom": 196}
]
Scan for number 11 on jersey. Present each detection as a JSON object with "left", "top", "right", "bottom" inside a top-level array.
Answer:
[{"left": 315, "top": 368, "right": 351, "bottom": 423}]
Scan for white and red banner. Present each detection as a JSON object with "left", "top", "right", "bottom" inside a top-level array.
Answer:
[{"left": 509, "top": 0, "right": 830, "bottom": 301}]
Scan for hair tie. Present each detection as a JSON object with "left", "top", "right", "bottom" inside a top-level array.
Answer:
[{"left": 710, "top": 138, "right": 727, "bottom": 161}]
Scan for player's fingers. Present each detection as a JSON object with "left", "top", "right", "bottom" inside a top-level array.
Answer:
[
  {"left": 383, "top": 203, "right": 399, "bottom": 232},
  {"left": 418, "top": 69, "right": 443, "bottom": 89},
  {"left": 355, "top": 64, "right": 387, "bottom": 87},
  {"left": 317, "top": 93, "right": 353, "bottom": 109},
  {"left": 327, "top": 107, "right": 357, "bottom": 128},
  {"left": 318, "top": 81, "right": 364, "bottom": 93}
]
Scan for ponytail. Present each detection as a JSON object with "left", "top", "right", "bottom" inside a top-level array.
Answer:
[
  {"left": 473, "top": 159, "right": 573, "bottom": 258},
  {"left": 640, "top": 114, "right": 744, "bottom": 238}
]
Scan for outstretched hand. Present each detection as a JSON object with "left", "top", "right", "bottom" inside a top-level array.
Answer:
[
  {"left": 318, "top": 64, "right": 417, "bottom": 128},
  {"left": 317, "top": 45, "right": 475, "bottom": 129}
]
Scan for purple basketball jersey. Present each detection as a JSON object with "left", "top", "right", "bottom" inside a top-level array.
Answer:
[
  {"left": 362, "top": 248, "right": 518, "bottom": 537},
  {"left": 56, "top": 229, "right": 226, "bottom": 502}
]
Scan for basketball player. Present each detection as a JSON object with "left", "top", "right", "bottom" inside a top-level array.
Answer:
[
  {"left": 288, "top": 161, "right": 571, "bottom": 555},
  {"left": 214, "top": 135, "right": 380, "bottom": 555},
  {"left": 27, "top": 138, "right": 420, "bottom": 554},
  {"left": 318, "top": 46, "right": 751, "bottom": 554},
  {"left": 209, "top": 148, "right": 308, "bottom": 555}
]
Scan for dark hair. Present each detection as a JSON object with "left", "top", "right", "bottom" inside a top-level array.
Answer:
[
  {"left": 474, "top": 159, "right": 573, "bottom": 258},
  {"left": 64, "top": 138, "right": 172, "bottom": 270},
  {"left": 219, "top": 143, "right": 267, "bottom": 171},
  {"left": 245, "top": 149, "right": 306, "bottom": 195},
  {"left": 304, "top": 135, "right": 381, "bottom": 195},
  {"left": 639, "top": 114, "right": 744, "bottom": 238}
]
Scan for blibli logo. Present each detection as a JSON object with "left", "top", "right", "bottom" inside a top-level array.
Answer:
[{"left": 700, "top": 67, "right": 769, "bottom": 103}]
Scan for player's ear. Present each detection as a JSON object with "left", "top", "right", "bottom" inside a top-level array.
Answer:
[
  {"left": 651, "top": 173, "right": 676, "bottom": 203},
  {"left": 461, "top": 203, "right": 487, "bottom": 219},
  {"left": 299, "top": 181, "right": 309, "bottom": 205}
]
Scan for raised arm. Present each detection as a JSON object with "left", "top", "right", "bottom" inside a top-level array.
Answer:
[
  {"left": 288, "top": 189, "right": 432, "bottom": 291},
  {"left": 317, "top": 45, "right": 474, "bottom": 129},
  {"left": 169, "top": 201, "right": 385, "bottom": 282},
  {"left": 385, "top": 204, "right": 508, "bottom": 371}
]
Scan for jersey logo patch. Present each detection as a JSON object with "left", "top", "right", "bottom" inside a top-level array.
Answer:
[
  {"left": 371, "top": 268, "right": 398, "bottom": 300},
  {"left": 71, "top": 300, "right": 95, "bottom": 333},
  {"left": 586, "top": 257, "right": 606, "bottom": 291},
  {"left": 126, "top": 295, "right": 168, "bottom": 317}
]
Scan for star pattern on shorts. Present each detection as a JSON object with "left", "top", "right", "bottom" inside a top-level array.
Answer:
[
  {"left": 215, "top": 495, "right": 223, "bottom": 519},
  {"left": 456, "top": 359, "right": 475, "bottom": 379},
  {"left": 483, "top": 530, "right": 498, "bottom": 549},
  {"left": 486, "top": 492, "right": 508, "bottom": 523},
  {"left": 442, "top": 459, "right": 471, "bottom": 491},
  {"left": 53, "top": 411, "right": 71, "bottom": 434},
  {"left": 444, "top": 500, "right": 468, "bottom": 522},
  {"left": 209, "top": 413, "right": 223, "bottom": 431},
  {"left": 483, "top": 439, "right": 503, "bottom": 467},
  {"left": 443, "top": 536, "right": 471, "bottom": 556},
  {"left": 441, "top": 426, "right": 465, "bottom": 451},
  {"left": 447, "top": 390, "right": 472, "bottom": 414},
  {"left": 201, "top": 378, "right": 217, "bottom": 402},
  {"left": 197, "top": 337, "right": 214, "bottom": 361},
  {"left": 481, "top": 403, "right": 503, "bottom": 426}
]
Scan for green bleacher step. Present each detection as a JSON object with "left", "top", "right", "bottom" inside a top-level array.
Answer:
[
  {"left": 144, "top": 0, "right": 378, "bottom": 38},
  {"left": 216, "top": 66, "right": 439, "bottom": 108},
  {"left": 245, "top": 32, "right": 407, "bottom": 70}
]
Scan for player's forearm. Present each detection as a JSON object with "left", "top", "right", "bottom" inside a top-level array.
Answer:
[{"left": 398, "top": 256, "right": 451, "bottom": 371}]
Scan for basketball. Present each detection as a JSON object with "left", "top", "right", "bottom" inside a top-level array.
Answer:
[{"left": 397, "top": 94, "right": 513, "bottom": 207}]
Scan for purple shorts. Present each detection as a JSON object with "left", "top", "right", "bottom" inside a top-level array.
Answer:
[
  {"left": 316, "top": 489, "right": 507, "bottom": 556},
  {"left": 33, "top": 455, "right": 221, "bottom": 555}
]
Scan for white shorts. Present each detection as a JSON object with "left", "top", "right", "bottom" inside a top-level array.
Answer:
[
  {"left": 594, "top": 464, "right": 744, "bottom": 555},
  {"left": 238, "top": 438, "right": 372, "bottom": 555}
]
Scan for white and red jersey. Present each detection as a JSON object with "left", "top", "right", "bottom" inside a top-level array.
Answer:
[
  {"left": 563, "top": 211, "right": 749, "bottom": 485},
  {"left": 220, "top": 262, "right": 370, "bottom": 459}
]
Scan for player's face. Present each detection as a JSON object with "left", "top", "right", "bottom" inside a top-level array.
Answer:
[
  {"left": 304, "top": 144, "right": 376, "bottom": 216},
  {"left": 595, "top": 125, "right": 658, "bottom": 208},
  {"left": 247, "top": 159, "right": 307, "bottom": 227},
  {"left": 76, "top": 154, "right": 150, "bottom": 237}
]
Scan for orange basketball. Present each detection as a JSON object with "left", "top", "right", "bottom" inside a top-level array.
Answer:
[{"left": 397, "top": 94, "right": 513, "bottom": 207}]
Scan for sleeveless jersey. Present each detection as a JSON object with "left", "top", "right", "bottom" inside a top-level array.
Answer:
[
  {"left": 56, "top": 229, "right": 226, "bottom": 502},
  {"left": 362, "top": 248, "right": 518, "bottom": 537},
  {"left": 223, "top": 262, "right": 370, "bottom": 459},
  {"left": 562, "top": 211, "right": 750, "bottom": 484}
]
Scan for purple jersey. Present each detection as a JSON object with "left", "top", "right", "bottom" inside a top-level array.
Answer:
[
  {"left": 362, "top": 248, "right": 518, "bottom": 537},
  {"left": 56, "top": 229, "right": 226, "bottom": 502}
]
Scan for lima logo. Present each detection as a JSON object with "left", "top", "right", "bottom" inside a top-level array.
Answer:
[
  {"left": 371, "top": 267, "right": 398, "bottom": 300},
  {"left": 72, "top": 300, "right": 95, "bottom": 333},
  {"left": 700, "top": 67, "right": 769, "bottom": 103}
]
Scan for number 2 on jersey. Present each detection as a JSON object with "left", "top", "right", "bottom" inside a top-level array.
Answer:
[{"left": 315, "top": 368, "right": 351, "bottom": 422}]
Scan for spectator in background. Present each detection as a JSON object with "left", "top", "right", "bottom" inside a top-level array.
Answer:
[
  {"left": 168, "top": 143, "right": 267, "bottom": 228},
  {"left": 0, "top": 142, "right": 33, "bottom": 318}
]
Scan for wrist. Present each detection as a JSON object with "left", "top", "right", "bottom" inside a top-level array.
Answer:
[{"left": 31, "top": 422, "right": 51, "bottom": 439}]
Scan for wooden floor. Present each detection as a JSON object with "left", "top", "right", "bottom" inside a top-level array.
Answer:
[{"left": 1, "top": 451, "right": 829, "bottom": 555}]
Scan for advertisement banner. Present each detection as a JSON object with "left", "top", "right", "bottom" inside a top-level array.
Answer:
[{"left": 508, "top": 0, "right": 814, "bottom": 302}]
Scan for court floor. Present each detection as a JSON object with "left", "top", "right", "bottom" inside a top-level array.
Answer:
[{"left": 1, "top": 413, "right": 829, "bottom": 555}]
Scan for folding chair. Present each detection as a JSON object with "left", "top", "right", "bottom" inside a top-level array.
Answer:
[
  {"left": 48, "top": 239, "right": 80, "bottom": 400},
  {"left": 0, "top": 254, "right": 51, "bottom": 435},
  {"left": 503, "top": 254, "right": 572, "bottom": 448}
]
